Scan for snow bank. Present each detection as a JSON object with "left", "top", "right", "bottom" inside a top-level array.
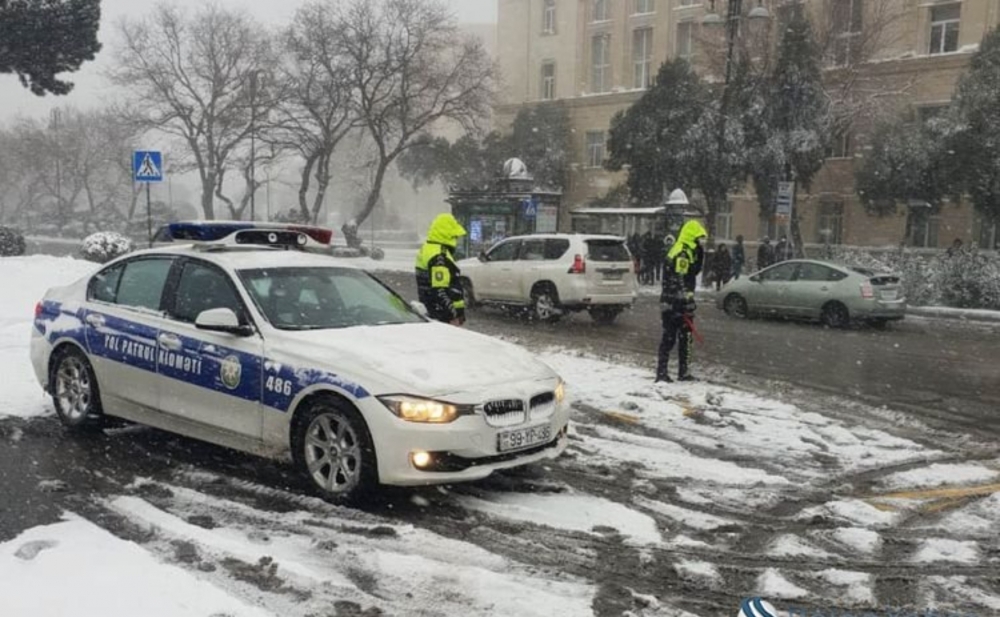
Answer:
[
  {"left": 458, "top": 491, "right": 662, "bottom": 545},
  {"left": 0, "top": 256, "right": 96, "bottom": 419},
  {"left": 542, "top": 350, "right": 930, "bottom": 482},
  {"left": 0, "top": 514, "right": 273, "bottom": 617},
  {"left": 913, "top": 538, "right": 979, "bottom": 564},
  {"left": 878, "top": 463, "right": 999, "bottom": 491}
]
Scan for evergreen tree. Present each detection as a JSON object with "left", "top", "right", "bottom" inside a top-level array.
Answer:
[
  {"left": 0, "top": 0, "right": 102, "bottom": 95},
  {"left": 397, "top": 103, "right": 573, "bottom": 192},
  {"left": 953, "top": 27, "right": 1000, "bottom": 223},
  {"left": 759, "top": 13, "right": 830, "bottom": 254},
  {"left": 605, "top": 59, "right": 708, "bottom": 208},
  {"left": 854, "top": 114, "right": 964, "bottom": 221}
]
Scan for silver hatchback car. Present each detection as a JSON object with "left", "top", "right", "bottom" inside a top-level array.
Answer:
[{"left": 717, "top": 259, "right": 906, "bottom": 328}]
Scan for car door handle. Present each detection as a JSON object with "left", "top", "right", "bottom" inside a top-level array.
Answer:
[
  {"left": 157, "top": 333, "right": 182, "bottom": 352},
  {"left": 820, "top": 286, "right": 829, "bottom": 291},
  {"left": 85, "top": 313, "right": 105, "bottom": 328}
]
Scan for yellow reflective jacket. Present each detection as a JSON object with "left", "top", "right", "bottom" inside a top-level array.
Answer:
[
  {"left": 661, "top": 220, "right": 707, "bottom": 311},
  {"left": 415, "top": 214, "right": 467, "bottom": 322}
]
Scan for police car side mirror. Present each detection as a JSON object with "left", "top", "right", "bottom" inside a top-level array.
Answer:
[
  {"left": 409, "top": 300, "right": 429, "bottom": 317},
  {"left": 478, "top": 251, "right": 487, "bottom": 262},
  {"left": 195, "top": 308, "right": 252, "bottom": 336}
]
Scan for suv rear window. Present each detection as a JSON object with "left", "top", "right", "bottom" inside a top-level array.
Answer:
[
  {"left": 586, "top": 239, "right": 630, "bottom": 262},
  {"left": 544, "top": 239, "right": 570, "bottom": 260}
]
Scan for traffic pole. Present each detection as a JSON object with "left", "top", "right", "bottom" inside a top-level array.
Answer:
[{"left": 146, "top": 182, "right": 152, "bottom": 248}]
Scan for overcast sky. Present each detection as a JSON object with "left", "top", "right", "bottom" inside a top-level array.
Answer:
[{"left": 0, "top": 0, "right": 497, "bottom": 121}]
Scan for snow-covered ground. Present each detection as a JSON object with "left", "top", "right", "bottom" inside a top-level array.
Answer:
[{"left": 2, "top": 254, "right": 998, "bottom": 616}]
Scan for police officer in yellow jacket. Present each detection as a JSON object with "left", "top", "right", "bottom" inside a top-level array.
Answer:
[
  {"left": 656, "top": 219, "right": 708, "bottom": 383},
  {"left": 415, "top": 213, "right": 468, "bottom": 325}
]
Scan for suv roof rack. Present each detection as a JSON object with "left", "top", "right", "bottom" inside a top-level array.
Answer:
[{"left": 161, "top": 221, "right": 334, "bottom": 251}]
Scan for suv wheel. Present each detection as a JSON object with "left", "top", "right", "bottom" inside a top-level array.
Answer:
[
  {"left": 459, "top": 277, "right": 477, "bottom": 309},
  {"left": 531, "top": 286, "right": 561, "bottom": 323},
  {"left": 589, "top": 306, "right": 622, "bottom": 325}
]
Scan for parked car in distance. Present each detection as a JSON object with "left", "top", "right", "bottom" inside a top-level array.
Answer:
[
  {"left": 458, "top": 234, "right": 638, "bottom": 324},
  {"left": 716, "top": 259, "right": 906, "bottom": 328}
]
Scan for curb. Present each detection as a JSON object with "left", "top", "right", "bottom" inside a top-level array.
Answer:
[{"left": 907, "top": 306, "right": 1000, "bottom": 324}]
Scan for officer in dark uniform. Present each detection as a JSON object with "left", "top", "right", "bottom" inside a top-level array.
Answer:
[
  {"left": 415, "top": 213, "right": 468, "bottom": 325},
  {"left": 656, "top": 219, "right": 708, "bottom": 383}
]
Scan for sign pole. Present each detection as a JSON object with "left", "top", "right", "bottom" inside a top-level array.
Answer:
[{"left": 146, "top": 182, "right": 152, "bottom": 248}]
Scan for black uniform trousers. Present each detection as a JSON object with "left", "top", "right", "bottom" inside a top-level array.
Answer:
[{"left": 656, "top": 310, "right": 693, "bottom": 381}]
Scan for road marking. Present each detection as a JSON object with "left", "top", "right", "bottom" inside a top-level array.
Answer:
[
  {"left": 865, "top": 482, "right": 1000, "bottom": 513},
  {"left": 603, "top": 411, "right": 641, "bottom": 425}
]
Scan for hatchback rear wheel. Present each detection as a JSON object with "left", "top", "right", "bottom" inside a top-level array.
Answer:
[
  {"left": 723, "top": 294, "right": 749, "bottom": 319},
  {"left": 821, "top": 301, "right": 850, "bottom": 329}
]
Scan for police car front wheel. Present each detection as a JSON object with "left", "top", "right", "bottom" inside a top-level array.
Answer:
[
  {"left": 292, "top": 398, "right": 377, "bottom": 503},
  {"left": 52, "top": 347, "right": 105, "bottom": 431}
]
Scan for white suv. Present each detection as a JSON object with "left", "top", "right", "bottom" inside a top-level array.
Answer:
[{"left": 458, "top": 234, "right": 638, "bottom": 324}]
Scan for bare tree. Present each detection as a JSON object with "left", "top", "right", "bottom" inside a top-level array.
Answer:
[
  {"left": 0, "top": 108, "right": 141, "bottom": 234},
  {"left": 331, "top": 0, "right": 495, "bottom": 247},
  {"left": 273, "top": 2, "right": 359, "bottom": 224},
  {"left": 812, "top": 0, "right": 910, "bottom": 134},
  {"left": 108, "top": 4, "right": 276, "bottom": 220}
]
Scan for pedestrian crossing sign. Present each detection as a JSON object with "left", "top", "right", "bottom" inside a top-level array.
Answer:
[{"left": 133, "top": 150, "right": 164, "bottom": 183}]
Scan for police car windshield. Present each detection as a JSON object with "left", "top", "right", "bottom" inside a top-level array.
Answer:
[{"left": 238, "top": 267, "right": 423, "bottom": 330}]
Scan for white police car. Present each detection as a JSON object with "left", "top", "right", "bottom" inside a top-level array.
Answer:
[{"left": 30, "top": 222, "right": 569, "bottom": 502}]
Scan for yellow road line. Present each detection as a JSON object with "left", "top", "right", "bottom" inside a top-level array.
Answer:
[
  {"left": 875, "top": 482, "right": 1000, "bottom": 501},
  {"left": 603, "top": 411, "right": 641, "bottom": 425}
]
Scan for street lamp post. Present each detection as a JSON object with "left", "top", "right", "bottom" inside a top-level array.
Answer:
[{"left": 249, "top": 71, "right": 259, "bottom": 222}]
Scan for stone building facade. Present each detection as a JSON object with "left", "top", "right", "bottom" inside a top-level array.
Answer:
[{"left": 494, "top": 0, "right": 1000, "bottom": 248}]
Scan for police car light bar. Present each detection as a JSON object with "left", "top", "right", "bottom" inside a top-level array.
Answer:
[{"left": 166, "top": 221, "right": 334, "bottom": 247}]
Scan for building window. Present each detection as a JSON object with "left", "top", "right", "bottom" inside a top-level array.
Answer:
[
  {"left": 978, "top": 217, "right": 999, "bottom": 250},
  {"left": 586, "top": 131, "right": 606, "bottom": 168},
  {"left": 634, "top": 0, "right": 654, "bottom": 14},
  {"left": 543, "top": 0, "right": 556, "bottom": 34},
  {"left": 676, "top": 20, "right": 695, "bottom": 59},
  {"left": 679, "top": 0, "right": 699, "bottom": 6},
  {"left": 716, "top": 202, "right": 733, "bottom": 240},
  {"left": 633, "top": 28, "right": 653, "bottom": 88},
  {"left": 830, "top": 0, "right": 863, "bottom": 66},
  {"left": 541, "top": 62, "right": 556, "bottom": 100},
  {"left": 825, "top": 128, "right": 852, "bottom": 159},
  {"left": 592, "top": 0, "right": 610, "bottom": 22},
  {"left": 929, "top": 4, "right": 960, "bottom": 55},
  {"left": 817, "top": 201, "right": 844, "bottom": 244},
  {"left": 907, "top": 212, "right": 940, "bottom": 247},
  {"left": 591, "top": 34, "right": 612, "bottom": 93}
]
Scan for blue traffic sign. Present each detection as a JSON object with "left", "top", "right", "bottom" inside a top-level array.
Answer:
[
  {"left": 133, "top": 150, "right": 164, "bottom": 183},
  {"left": 522, "top": 197, "right": 539, "bottom": 218}
]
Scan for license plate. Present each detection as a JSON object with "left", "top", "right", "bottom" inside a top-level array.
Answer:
[
  {"left": 498, "top": 424, "right": 552, "bottom": 452},
  {"left": 881, "top": 289, "right": 897, "bottom": 300},
  {"left": 602, "top": 272, "right": 623, "bottom": 280}
]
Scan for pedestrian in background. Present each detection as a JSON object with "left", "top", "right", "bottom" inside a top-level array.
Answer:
[
  {"left": 641, "top": 231, "right": 657, "bottom": 285},
  {"left": 713, "top": 243, "right": 732, "bottom": 291},
  {"left": 656, "top": 220, "right": 707, "bottom": 383},
  {"left": 757, "top": 237, "right": 773, "bottom": 270},
  {"left": 774, "top": 235, "right": 792, "bottom": 263},
  {"left": 731, "top": 235, "right": 745, "bottom": 280}
]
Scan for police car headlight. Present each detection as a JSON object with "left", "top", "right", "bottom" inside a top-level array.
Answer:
[
  {"left": 554, "top": 379, "right": 566, "bottom": 405},
  {"left": 379, "top": 396, "right": 466, "bottom": 424}
]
